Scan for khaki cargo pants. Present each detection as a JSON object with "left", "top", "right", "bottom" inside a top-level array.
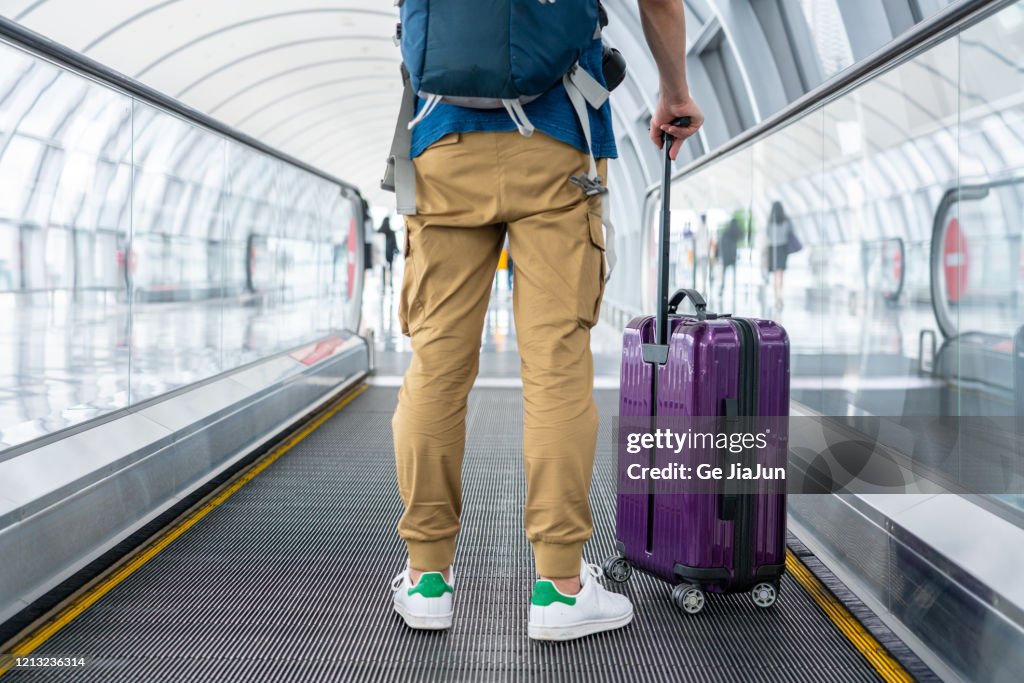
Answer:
[{"left": 393, "top": 130, "right": 608, "bottom": 578}]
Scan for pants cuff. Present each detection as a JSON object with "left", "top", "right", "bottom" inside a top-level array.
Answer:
[
  {"left": 533, "top": 541, "right": 586, "bottom": 578},
  {"left": 406, "top": 538, "right": 456, "bottom": 572}
]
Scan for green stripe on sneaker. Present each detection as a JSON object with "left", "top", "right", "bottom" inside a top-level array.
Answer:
[
  {"left": 531, "top": 581, "right": 577, "bottom": 606},
  {"left": 408, "top": 573, "right": 452, "bottom": 598}
]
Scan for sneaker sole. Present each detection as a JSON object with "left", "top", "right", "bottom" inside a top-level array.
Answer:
[
  {"left": 393, "top": 602, "right": 454, "bottom": 630},
  {"left": 527, "top": 610, "right": 633, "bottom": 641}
]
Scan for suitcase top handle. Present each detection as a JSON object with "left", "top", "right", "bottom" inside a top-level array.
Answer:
[{"left": 667, "top": 288, "right": 707, "bottom": 320}]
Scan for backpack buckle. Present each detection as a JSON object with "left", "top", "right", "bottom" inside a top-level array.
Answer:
[{"left": 569, "top": 174, "right": 607, "bottom": 197}]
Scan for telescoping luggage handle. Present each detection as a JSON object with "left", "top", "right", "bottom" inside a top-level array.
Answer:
[{"left": 641, "top": 116, "right": 692, "bottom": 366}]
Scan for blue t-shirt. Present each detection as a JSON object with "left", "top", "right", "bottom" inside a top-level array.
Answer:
[{"left": 410, "top": 39, "right": 618, "bottom": 159}]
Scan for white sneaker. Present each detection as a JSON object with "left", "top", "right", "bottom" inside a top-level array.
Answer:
[
  {"left": 391, "top": 563, "right": 454, "bottom": 630},
  {"left": 528, "top": 561, "right": 633, "bottom": 641}
]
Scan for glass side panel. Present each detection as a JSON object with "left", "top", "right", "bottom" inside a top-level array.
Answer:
[
  {"left": 751, "top": 111, "right": 825, "bottom": 413},
  {"left": 816, "top": 35, "right": 959, "bottom": 418},
  {"left": 958, "top": 4, "right": 1024, "bottom": 520},
  {"left": 223, "top": 141, "right": 281, "bottom": 370},
  {"left": 129, "top": 102, "right": 226, "bottom": 404},
  {"left": 0, "top": 41, "right": 132, "bottom": 450},
  {"left": 657, "top": 5, "right": 1024, "bottom": 680},
  {"left": 0, "top": 37, "right": 362, "bottom": 453},
  {"left": 957, "top": 1, "right": 1024, "bottom": 340}
]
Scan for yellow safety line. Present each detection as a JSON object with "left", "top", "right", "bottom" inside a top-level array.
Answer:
[
  {"left": 786, "top": 548, "right": 914, "bottom": 683},
  {"left": 0, "top": 383, "right": 368, "bottom": 677}
]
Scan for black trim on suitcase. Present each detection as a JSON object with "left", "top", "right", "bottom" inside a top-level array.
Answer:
[
  {"left": 645, "top": 372, "right": 657, "bottom": 553},
  {"left": 673, "top": 563, "right": 729, "bottom": 582},
  {"left": 755, "top": 562, "right": 785, "bottom": 578},
  {"left": 730, "top": 318, "right": 759, "bottom": 590},
  {"left": 717, "top": 397, "right": 740, "bottom": 521},
  {"left": 673, "top": 561, "right": 784, "bottom": 584}
]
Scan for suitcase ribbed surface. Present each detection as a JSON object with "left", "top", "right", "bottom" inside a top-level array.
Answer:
[{"left": 7, "top": 388, "right": 888, "bottom": 682}]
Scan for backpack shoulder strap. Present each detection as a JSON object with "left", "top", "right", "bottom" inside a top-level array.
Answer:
[
  {"left": 381, "top": 65, "right": 417, "bottom": 215},
  {"left": 563, "top": 64, "right": 608, "bottom": 188},
  {"left": 563, "top": 64, "right": 616, "bottom": 279}
]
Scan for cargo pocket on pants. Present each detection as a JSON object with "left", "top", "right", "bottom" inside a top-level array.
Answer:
[
  {"left": 398, "top": 228, "right": 419, "bottom": 337},
  {"left": 577, "top": 212, "right": 607, "bottom": 329}
]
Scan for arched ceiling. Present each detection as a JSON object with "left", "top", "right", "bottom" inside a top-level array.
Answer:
[
  {"left": 0, "top": 0, "right": 957, "bottom": 207},
  {"left": 0, "top": 0, "right": 404, "bottom": 204}
]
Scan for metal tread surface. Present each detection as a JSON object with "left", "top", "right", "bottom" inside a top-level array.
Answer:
[{"left": 7, "top": 387, "right": 886, "bottom": 682}]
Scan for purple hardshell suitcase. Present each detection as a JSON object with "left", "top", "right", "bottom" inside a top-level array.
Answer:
[{"left": 602, "top": 119, "right": 790, "bottom": 614}]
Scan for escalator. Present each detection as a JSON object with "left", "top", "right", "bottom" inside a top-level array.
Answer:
[{"left": 0, "top": 386, "right": 929, "bottom": 682}]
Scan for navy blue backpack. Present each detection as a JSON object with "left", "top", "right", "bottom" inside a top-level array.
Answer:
[
  {"left": 383, "top": 0, "right": 611, "bottom": 222},
  {"left": 401, "top": 0, "right": 599, "bottom": 123}
]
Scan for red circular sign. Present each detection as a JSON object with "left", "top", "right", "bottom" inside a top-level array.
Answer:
[{"left": 942, "top": 218, "right": 969, "bottom": 303}]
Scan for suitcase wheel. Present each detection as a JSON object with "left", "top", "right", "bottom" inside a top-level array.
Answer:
[
  {"left": 601, "top": 556, "right": 633, "bottom": 583},
  {"left": 671, "top": 583, "right": 706, "bottom": 614},
  {"left": 751, "top": 581, "right": 779, "bottom": 608}
]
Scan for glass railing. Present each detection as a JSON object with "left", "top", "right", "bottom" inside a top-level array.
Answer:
[
  {"left": 634, "top": 3, "right": 1024, "bottom": 678},
  {"left": 646, "top": 0, "right": 1022, "bottom": 454},
  {"left": 636, "top": 3, "right": 1023, "bottom": 679},
  {"left": 0, "top": 31, "right": 366, "bottom": 452}
]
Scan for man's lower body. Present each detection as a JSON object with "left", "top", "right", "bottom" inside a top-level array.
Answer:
[{"left": 390, "top": 130, "right": 631, "bottom": 639}]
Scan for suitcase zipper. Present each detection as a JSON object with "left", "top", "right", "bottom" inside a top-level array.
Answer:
[{"left": 730, "top": 318, "right": 759, "bottom": 587}]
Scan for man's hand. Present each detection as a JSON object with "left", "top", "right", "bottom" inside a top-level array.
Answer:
[
  {"left": 638, "top": 0, "right": 702, "bottom": 160},
  {"left": 650, "top": 96, "right": 704, "bottom": 161}
]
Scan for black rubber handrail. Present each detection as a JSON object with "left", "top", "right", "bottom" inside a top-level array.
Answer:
[
  {"left": 0, "top": 15, "right": 361, "bottom": 195},
  {"left": 646, "top": 0, "right": 1015, "bottom": 197}
]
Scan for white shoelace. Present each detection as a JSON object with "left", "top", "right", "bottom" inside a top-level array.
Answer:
[{"left": 391, "top": 571, "right": 407, "bottom": 592}]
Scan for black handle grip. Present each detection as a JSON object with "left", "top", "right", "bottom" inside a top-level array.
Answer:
[
  {"left": 661, "top": 116, "right": 692, "bottom": 146},
  {"left": 667, "top": 288, "right": 707, "bottom": 319}
]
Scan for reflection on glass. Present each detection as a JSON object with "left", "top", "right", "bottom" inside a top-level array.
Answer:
[
  {"left": 671, "top": 146, "right": 751, "bottom": 316},
  {"left": 649, "top": 4, "right": 1021, "bottom": 453},
  {"left": 649, "top": 6, "right": 1024, "bottom": 680},
  {"left": 0, "top": 43, "right": 132, "bottom": 450},
  {"left": 129, "top": 102, "right": 226, "bottom": 403},
  {"left": 0, "top": 38, "right": 362, "bottom": 453},
  {"left": 751, "top": 112, "right": 825, "bottom": 413},
  {"left": 955, "top": 4, "right": 1024, "bottom": 424},
  {"left": 656, "top": 35, "right": 968, "bottom": 419},
  {"left": 817, "top": 36, "right": 959, "bottom": 418}
]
